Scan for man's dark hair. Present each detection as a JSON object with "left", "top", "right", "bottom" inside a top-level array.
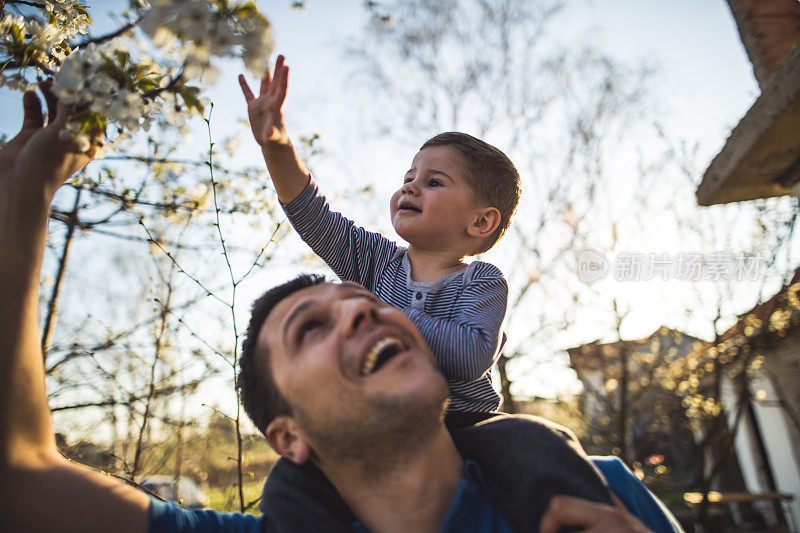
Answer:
[
  {"left": 420, "top": 132, "right": 521, "bottom": 254},
  {"left": 238, "top": 273, "right": 327, "bottom": 436}
]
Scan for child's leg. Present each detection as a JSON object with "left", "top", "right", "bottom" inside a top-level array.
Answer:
[
  {"left": 444, "top": 410, "right": 503, "bottom": 431},
  {"left": 260, "top": 458, "right": 356, "bottom": 532}
]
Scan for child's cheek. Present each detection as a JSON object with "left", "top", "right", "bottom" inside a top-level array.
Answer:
[{"left": 389, "top": 191, "right": 401, "bottom": 218}]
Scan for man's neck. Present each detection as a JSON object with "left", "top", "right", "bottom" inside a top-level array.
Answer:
[
  {"left": 317, "top": 425, "right": 464, "bottom": 533},
  {"left": 406, "top": 246, "right": 468, "bottom": 284}
]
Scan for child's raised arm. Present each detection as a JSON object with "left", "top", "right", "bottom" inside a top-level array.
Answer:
[{"left": 239, "top": 54, "right": 310, "bottom": 203}]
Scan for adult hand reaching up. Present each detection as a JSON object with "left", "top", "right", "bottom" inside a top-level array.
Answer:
[
  {"left": 0, "top": 81, "right": 98, "bottom": 200},
  {"left": 1, "top": 81, "right": 100, "bottom": 473},
  {"left": 0, "top": 81, "right": 150, "bottom": 533}
]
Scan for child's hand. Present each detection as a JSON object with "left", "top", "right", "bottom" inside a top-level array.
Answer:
[{"left": 239, "top": 54, "right": 290, "bottom": 147}]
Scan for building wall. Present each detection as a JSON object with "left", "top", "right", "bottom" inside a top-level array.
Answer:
[
  {"left": 724, "top": 329, "right": 800, "bottom": 528},
  {"left": 763, "top": 329, "right": 800, "bottom": 466},
  {"left": 750, "top": 371, "right": 800, "bottom": 527}
]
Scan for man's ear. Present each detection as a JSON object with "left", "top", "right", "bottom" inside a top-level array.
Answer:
[
  {"left": 467, "top": 207, "right": 501, "bottom": 239},
  {"left": 266, "top": 415, "right": 311, "bottom": 464}
]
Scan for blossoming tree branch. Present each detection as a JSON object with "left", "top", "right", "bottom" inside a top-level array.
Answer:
[{"left": 1, "top": 0, "right": 273, "bottom": 152}]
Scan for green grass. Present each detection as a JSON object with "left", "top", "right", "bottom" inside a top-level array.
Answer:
[{"left": 207, "top": 480, "right": 265, "bottom": 514}]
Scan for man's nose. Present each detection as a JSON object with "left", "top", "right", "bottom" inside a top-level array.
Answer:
[{"left": 339, "top": 297, "right": 378, "bottom": 338}]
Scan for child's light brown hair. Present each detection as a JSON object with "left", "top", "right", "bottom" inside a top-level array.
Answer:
[{"left": 420, "top": 132, "right": 521, "bottom": 254}]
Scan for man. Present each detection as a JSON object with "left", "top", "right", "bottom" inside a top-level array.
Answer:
[
  {"left": 241, "top": 275, "right": 677, "bottom": 532},
  {"left": 1, "top": 86, "right": 669, "bottom": 532}
]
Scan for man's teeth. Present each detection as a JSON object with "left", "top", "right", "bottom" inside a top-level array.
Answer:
[{"left": 361, "top": 337, "right": 404, "bottom": 375}]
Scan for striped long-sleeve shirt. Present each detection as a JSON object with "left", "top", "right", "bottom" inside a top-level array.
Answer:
[{"left": 282, "top": 178, "right": 508, "bottom": 413}]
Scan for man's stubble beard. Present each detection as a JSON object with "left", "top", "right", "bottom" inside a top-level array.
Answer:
[{"left": 296, "top": 375, "right": 450, "bottom": 478}]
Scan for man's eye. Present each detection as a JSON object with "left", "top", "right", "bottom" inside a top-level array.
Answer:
[
  {"left": 298, "top": 320, "right": 321, "bottom": 342},
  {"left": 363, "top": 295, "right": 383, "bottom": 306}
]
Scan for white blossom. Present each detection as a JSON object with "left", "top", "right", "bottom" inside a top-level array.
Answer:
[
  {"left": 45, "top": 0, "right": 91, "bottom": 38},
  {"left": 0, "top": 72, "right": 36, "bottom": 91},
  {"left": 4, "top": 0, "right": 272, "bottom": 152},
  {"left": 141, "top": 0, "right": 273, "bottom": 76}
]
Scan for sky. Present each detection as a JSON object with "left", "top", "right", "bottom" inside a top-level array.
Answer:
[
  {"left": 0, "top": 1, "right": 776, "bottom": 411},
  {"left": 1, "top": 1, "right": 758, "bottom": 157},
  {"left": 240, "top": 0, "right": 758, "bottom": 157}
]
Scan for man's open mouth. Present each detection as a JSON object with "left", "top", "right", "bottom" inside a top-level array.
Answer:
[{"left": 361, "top": 337, "right": 405, "bottom": 375}]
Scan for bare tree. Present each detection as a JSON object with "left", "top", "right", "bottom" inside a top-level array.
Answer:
[{"left": 346, "top": 0, "right": 658, "bottom": 408}]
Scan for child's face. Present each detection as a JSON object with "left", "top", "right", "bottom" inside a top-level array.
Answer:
[{"left": 390, "top": 145, "right": 482, "bottom": 252}]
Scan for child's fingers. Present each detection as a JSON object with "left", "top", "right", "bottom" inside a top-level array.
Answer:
[
  {"left": 259, "top": 65, "right": 272, "bottom": 96},
  {"left": 238, "top": 74, "right": 255, "bottom": 103},
  {"left": 274, "top": 63, "right": 288, "bottom": 105},
  {"left": 270, "top": 55, "right": 286, "bottom": 96}
]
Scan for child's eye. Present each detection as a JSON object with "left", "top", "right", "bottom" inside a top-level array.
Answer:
[
  {"left": 403, "top": 177, "right": 413, "bottom": 184},
  {"left": 428, "top": 179, "right": 442, "bottom": 187}
]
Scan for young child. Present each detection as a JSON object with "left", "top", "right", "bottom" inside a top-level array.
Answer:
[{"left": 239, "top": 55, "right": 520, "bottom": 425}]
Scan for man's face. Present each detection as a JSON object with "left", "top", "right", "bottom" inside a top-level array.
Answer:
[{"left": 258, "top": 282, "right": 449, "bottom": 457}]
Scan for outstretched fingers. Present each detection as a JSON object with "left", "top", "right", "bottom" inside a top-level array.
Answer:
[
  {"left": 238, "top": 74, "right": 255, "bottom": 103},
  {"left": 239, "top": 54, "right": 290, "bottom": 145},
  {"left": 271, "top": 55, "right": 288, "bottom": 105},
  {"left": 239, "top": 55, "right": 288, "bottom": 106},
  {"left": 269, "top": 55, "right": 285, "bottom": 95},
  {"left": 259, "top": 60, "right": 272, "bottom": 96}
]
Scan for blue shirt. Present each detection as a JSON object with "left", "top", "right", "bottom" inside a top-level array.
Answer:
[
  {"left": 593, "top": 456, "right": 684, "bottom": 533},
  {"left": 148, "top": 461, "right": 514, "bottom": 533},
  {"left": 351, "top": 461, "right": 513, "bottom": 533},
  {"left": 148, "top": 499, "right": 262, "bottom": 532},
  {"left": 148, "top": 457, "right": 681, "bottom": 532}
]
